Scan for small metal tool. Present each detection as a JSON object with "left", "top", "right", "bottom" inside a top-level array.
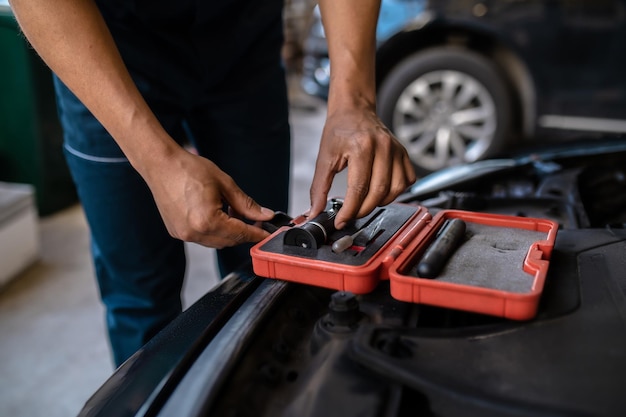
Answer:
[{"left": 331, "top": 209, "right": 387, "bottom": 253}]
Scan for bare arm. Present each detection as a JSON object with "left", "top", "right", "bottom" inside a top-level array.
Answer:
[
  {"left": 9, "top": 0, "right": 274, "bottom": 248},
  {"left": 310, "top": 0, "right": 416, "bottom": 228}
]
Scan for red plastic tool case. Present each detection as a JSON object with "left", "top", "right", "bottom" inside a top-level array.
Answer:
[{"left": 251, "top": 203, "right": 558, "bottom": 320}]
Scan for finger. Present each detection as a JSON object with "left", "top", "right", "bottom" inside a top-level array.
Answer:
[
  {"left": 377, "top": 154, "right": 413, "bottom": 208},
  {"left": 223, "top": 218, "right": 271, "bottom": 244},
  {"left": 221, "top": 178, "right": 275, "bottom": 222},
  {"left": 334, "top": 154, "right": 373, "bottom": 229},
  {"left": 354, "top": 150, "right": 393, "bottom": 218},
  {"left": 197, "top": 211, "right": 270, "bottom": 248},
  {"left": 404, "top": 152, "right": 417, "bottom": 185},
  {"left": 309, "top": 159, "right": 336, "bottom": 219}
]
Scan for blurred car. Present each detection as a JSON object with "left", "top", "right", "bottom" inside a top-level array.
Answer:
[
  {"left": 78, "top": 138, "right": 626, "bottom": 417},
  {"left": 302, "top": 0, "right": 626, "bottom": 174},
  {"left": 301, "top": 0, "right": 426, "bottom": 99}
]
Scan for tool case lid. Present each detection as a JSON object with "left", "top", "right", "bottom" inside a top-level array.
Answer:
[{"left": 388, "top": 209, "right": 558, "bottom": 320}]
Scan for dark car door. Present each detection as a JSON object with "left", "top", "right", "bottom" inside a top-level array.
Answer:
[{"left": 528, "top": 0, "right": 626, "bottom": 125}]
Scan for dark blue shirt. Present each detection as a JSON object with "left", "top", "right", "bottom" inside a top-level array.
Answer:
[{"left": 96, "top": 0, "right": 285, "bottom": 108}]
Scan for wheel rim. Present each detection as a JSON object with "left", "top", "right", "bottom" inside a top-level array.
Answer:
[{"left": 391, "top": 70, "right": 497, "bottom": 172}]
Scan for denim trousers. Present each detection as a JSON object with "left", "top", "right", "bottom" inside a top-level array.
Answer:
[{"left": 53, "top": 67, "right": 291, "bottom": 366}]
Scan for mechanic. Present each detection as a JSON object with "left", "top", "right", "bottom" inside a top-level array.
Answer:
[{"left": 8, "top": 0, "right": 416, "bottom": 367}]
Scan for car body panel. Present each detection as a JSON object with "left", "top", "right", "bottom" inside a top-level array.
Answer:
[
  {"left": 421, "top": 0, "right": 626, "bottom": 122},
  {"left": 78, "top": 271, "right": 261, "bottom": 417}
]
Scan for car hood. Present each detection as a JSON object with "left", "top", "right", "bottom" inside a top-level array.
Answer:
[{"left": 79, "top": 138, "right": 626, "bottom": 417}]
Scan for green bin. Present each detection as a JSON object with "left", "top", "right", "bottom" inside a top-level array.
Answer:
[{"left": 0, "top": 2, "right": 76, "bottom": 216}]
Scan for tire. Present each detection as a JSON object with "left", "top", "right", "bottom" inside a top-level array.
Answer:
[{"left": 378, "top": 47, "right": 512, "bottom": 175}]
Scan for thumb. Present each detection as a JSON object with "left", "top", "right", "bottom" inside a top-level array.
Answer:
[{"left": 223, "top": 185, "right": 275, "bottom": 222}]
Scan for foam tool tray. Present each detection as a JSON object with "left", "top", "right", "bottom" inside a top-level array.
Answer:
[
  {"left": 388, "top": 209, "right": 559, "bottom": 320},
  {"left": 251, "top": 200, "right": 431, "bottom": 294}
]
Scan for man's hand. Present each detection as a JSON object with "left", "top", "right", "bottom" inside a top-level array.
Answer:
[
  {"left": 309, "top": 105, "right": 416, "bottom": 229},
  {"left": 145, "top": 148, "right": 274, "bottom": 248},
  {"left": 312, "top": 0, "right": 416, "bottom": 228}
]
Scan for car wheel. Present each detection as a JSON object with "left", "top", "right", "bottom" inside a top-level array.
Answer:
[{"left": 378, "top": 47, "right": 512, "bottom": 175}]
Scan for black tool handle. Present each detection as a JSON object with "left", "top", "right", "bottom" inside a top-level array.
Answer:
[
  {"left": 417, "top": 218, "right": 466, "bottom": 278},
  {"left": 283, "top": 206, "right": 340, "bottom": 249}
]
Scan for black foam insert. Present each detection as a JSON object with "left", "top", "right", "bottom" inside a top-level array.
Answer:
[{"left": 258, "top": 204, "right": 419, "bottom": 266}]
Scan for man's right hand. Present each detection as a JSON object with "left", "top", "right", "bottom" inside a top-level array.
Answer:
[
  {"left": 9, "top": 0, "right": 275, "bottom": 249},
  {"left": 144, "top": 148, "right": 275, "bottom": 248}
]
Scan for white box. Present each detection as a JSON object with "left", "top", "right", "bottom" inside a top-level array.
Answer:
[{"left": 0, "top": 182, "right": 40, "bottom": 288}]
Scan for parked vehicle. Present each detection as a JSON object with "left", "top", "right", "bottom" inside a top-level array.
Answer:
[
  {"left": 78, "top": 138, "right": 626, "bottom": 417},
  {"left": 301, "top": 0, "right": 425, "bottom": 99},
  {"left": 302, "top": 0, "right": 626, "bottom": 174}
]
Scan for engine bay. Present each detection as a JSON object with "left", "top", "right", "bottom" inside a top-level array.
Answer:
[{"left": 208, "top": 145, "right": 626, "bottom": 417}]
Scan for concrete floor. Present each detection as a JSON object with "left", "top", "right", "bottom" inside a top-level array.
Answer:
[{"left": 0, "top": 96, "right": 347, "bottom": 417}]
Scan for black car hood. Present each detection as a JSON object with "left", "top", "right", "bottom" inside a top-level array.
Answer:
[
  {"left": 80, "top": 138, "right": 626, "bottom": 417},
  {"left": 408, "top": 138, "right": 626, "bottom": 198}
]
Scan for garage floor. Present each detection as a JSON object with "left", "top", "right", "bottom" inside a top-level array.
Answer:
[{"left": 0, "top": 93, "right": 345, "bottom": 417}]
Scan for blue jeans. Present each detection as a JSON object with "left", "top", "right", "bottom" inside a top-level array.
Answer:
[{"left": 53, "top": 66, "right": 290, "bottom": 366}]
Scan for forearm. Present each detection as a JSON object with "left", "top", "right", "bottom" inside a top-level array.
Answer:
[
  {"left": 317, "top": 0, "right": 380, "bottom": 113},
  {"left": 9, "top": 0, "right": 281, "bottom": 247},
  {"left": 9, "top": 0, "right": 179, "bottom": 178}
]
